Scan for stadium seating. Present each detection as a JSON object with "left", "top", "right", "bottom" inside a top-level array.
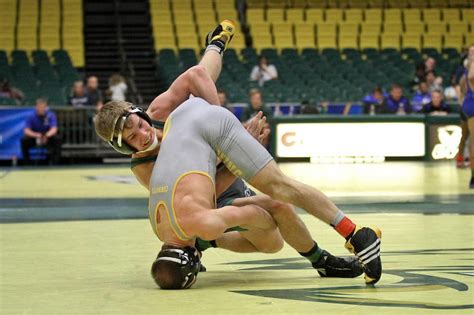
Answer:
[
  {"left": 62, "top": 0, "right": 84, "bottom": 67},
  {"left": 2, "top": 0, "right": 472, "bottom": 106},
  {"left": 40, "top": 0, "right": 61, "bottom": 53},
  {"left": 0, "top": 0, "right": 17, "bottom": 53}
]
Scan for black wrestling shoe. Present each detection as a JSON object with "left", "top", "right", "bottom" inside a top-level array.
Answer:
[
  {"left": 345, "top": 226, "right": 382, "bottom": 285},
  {"left": 312, "top": 250, "right": 363, "bottom": 278},
  {"left": 199, "top": 264, "right": 207, "bottom": 272},
  {"left": 469, "top": 177, "right": 474, "bottom": 189}
]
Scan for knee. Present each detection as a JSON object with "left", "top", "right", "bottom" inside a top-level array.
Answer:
[
  {"left": 257, "top": 233, "right": 284, "bottom": 254},
  {"left": 270, "top": 201, "right": 298, "bottom": 222}
]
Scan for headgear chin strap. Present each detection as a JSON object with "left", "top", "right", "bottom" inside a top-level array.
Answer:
[{"left": 109, "top": 106, "right": 155, "bottom": 155}]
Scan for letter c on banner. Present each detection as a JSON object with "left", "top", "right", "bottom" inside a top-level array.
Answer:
[{"left": 282, "top": 132, "right": 296, "bottom": 147}]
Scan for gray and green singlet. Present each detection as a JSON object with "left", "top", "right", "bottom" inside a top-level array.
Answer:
[{"left": 148, "top": 97, "right": 273, "bottom": 241}]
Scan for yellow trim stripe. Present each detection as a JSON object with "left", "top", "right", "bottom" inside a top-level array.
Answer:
[
  {"left": 162, "top": 116, "right": 172, "bottom": 141},
  {"left": 170, "top": 171, "right": 216, "bottom": 241}
]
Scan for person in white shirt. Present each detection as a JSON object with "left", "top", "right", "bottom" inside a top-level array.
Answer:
[
  {"left": 250, "top": 55, "right": 278, "bottom": 87},
  {"left": 108, "top": 74, "right": 128, "bottom": 102}
]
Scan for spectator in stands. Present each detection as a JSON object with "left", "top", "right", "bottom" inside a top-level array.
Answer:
[
  {"left": 425, "top": 57, "right": 436, "bottom": 73},
  {"left": 241, "top": 88, "right": 273, "bottom": 150},
  {"left": 381, "top": 84, "right": 412, "bottom": 115},
  {"left": 250, "top": 55, "right": 278, "bottom": 87},
  {"left": 86, "top": 76, "right": 103, "bottom": 110},
  {"left": 410, "top": 62, "right": 426, "bottom": 91},
  {"left": 21, "top": 98, "right": 61, "bottom": 165},
  {"left": 426, "top": 70, "right": 443, "bottom": 92},
  {"left": 108, "top": 74, "right": 128, "bottom": 102},
  {"left": 411, "top": 81, "right": 431, "bottom": 113},
  {"left": 68, "top": 81, "right": 90, "bottom": 107},
  {"left": 423, "top": 90, "right": 450, "bottom": 115},
  {"left": 217, "top": 88, "right": 232, "bottom": 112},
  {"left": 444, "top": 74, "right": 459, "bottom": 102},
  {"left": 362, "top": 87, "right": 385, "bottom": 115},
  {"left": 0, "top": 78, "right": 24, "bottom": 105},
  {"left": 300, "top": 99, "right": 321, "bottom": 114}
]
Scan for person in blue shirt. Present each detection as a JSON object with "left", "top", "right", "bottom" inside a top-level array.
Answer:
[
  {"left": 362, "top": 87, "right": 385, "bottom": 114},
  {"left": 21, "top": 98, "right": 61, "bottom": 165},
  {"left": 411, "top": 81, "right": 431, "bottom": 113},
  {"left": 381, "top": 84, "right": 412, "bottom": 115}
]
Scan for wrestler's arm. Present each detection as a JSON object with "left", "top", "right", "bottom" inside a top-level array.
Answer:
[
  {"left": 189, "top": 205, "right": 277, "bottom": 241},
  {"left": 129, "top": 65, "right": 220, "bottom": 186},
  {"left": 131, "top": 162, "right": 154, "bottom": 189},
  {"left": 147, "top": 65, "right": 219, "bottom": 121}
]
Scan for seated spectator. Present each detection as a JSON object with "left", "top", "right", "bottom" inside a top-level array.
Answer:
[
  {"left": 425, "top": 57, "right": 436, "bottom": 72},
  {"left": 300, "top": 99, "right": 320, "bottom": 114},
  {"left": 250, "top": 55, "right": 278, "bottom": 87},
  {"left": 86, "top": 76, "right": 103, "bottom": 110},
  {"left": 108, "top": 74, "right": 128, "bottom": 102},
  {"left": 410, "top": 62, "right": 426, "bottom": 91},
  {"left": 240, "top": 88, "right": 273, "bottom": 150},
  {"left": 21, "top": 98, "right": 61, "bottom": 165},
  {"left": 0, "top": 78, "right": 24, "bottom": 105},
  {"left": 362, "top": 87, "right": 385, "bottom": 115},
  {"left": 426, "top": 70, "right": 443, "bottom": 92},
  {"left": 381, "top": 84, "right": 412, "bottom": 115},
  {"left": 423, "top": 90, "right": 450, "bottom": 115},
  {"left": 411, "top": 81, "right": 432, "bottom": 113},
  {"left": 444, "top": 74, "right": 459, "bottom": 102},
  {"left": 68, "top": 81, "right": 90, "bottom": 107},
  {"left": 217, "top": 88, "right": 232, "bottom": 112}
]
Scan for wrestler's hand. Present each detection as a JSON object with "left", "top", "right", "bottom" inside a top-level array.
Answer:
[{"left": 245, "top": 111, "right": 270, "bottom": 144}]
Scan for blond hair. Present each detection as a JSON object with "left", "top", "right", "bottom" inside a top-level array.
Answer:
[{"left": 94, "top": 100, "right": 134, "bottom": 141}]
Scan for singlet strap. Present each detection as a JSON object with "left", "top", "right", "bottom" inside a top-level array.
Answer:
[
  {"left": 131, "top": 155, "right": 158, "bottom": 168},
  {"left": 152, "top": 119, "right": 165, "bottom": 129}
]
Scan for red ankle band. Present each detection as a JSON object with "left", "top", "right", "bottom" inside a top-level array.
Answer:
[{"left": 335, "top": 217, "right": 356, "bottom": 238}]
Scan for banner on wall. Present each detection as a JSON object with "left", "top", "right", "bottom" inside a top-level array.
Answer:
[
  {"left": 276, "top": 122, "right": 426, "bottom": 158},
  {"left": 429, "top": 124, "right": 462, "bottom": 160},
  {"left": 0, "top": 108, "right": 34, "bottom": 160}
]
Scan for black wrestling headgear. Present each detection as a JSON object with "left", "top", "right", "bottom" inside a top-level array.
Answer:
[{"left": 151, "top": 246, "right": 201, "bottom": 289}]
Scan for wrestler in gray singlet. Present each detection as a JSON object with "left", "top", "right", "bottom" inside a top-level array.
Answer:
[{"left": 148, "top": 97, "right": 273, "bottom": 240}]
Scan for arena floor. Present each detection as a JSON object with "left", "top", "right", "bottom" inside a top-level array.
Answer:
[{"left": 0, "top": 161, "right": 473, "bottom": 314}]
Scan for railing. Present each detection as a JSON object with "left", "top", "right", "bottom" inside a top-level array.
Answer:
[
  {"left": 0, "top": 102, "right": 464, "bottom": 161},
  {"left": 53, "top": 107, "right": 121, "bottom": 158}
]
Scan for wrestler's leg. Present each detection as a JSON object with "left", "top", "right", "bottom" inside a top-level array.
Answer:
[
  {"left": 203, "top": 106, "right": 381, "bottom": 283},
  {"left": 232, "top": 195, "right": 314, "bottom": 253},
  {"left": 199, "top": 50, "right": 222, "bottom": 83},
  {"left": 197, "top": 228, "right": 283, "bottom": 254}
]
